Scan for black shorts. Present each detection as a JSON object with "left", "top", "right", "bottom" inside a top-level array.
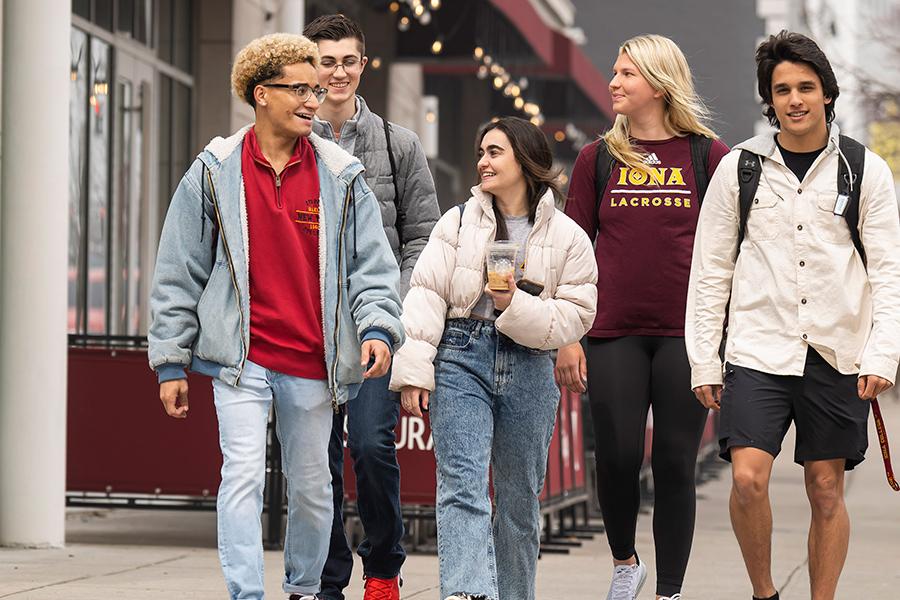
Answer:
[{"left": 718, "top": 348, "right": 870, "bottom": 470}]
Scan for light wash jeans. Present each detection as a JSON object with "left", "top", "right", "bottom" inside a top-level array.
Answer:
[
  {"left": 429, "top": 319, "right": 560, "bottom": 600},
  {"left": 213, "top": 359, "right": 333, "bottom": 599}
]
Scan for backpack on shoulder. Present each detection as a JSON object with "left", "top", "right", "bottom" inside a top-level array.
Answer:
[{"left": 735, "top": 134, "right": 866, "bottom": 263}]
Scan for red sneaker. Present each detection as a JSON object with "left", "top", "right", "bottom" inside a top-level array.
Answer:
[{"left": 363, "top": 575, "right": 401, "bottom": 600}]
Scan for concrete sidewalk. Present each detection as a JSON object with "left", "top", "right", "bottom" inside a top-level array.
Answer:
[{"left": 2, "top": 398, "right": 899, "bottom": 599}]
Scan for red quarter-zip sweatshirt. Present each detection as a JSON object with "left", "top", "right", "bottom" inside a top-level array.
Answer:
[{"left": 242, "top": 126, "right": 326, "bottom": 379}]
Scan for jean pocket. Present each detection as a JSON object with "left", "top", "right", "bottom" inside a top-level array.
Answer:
[{"left": 438, "top": 326, "right": 473, "bottom": 351}]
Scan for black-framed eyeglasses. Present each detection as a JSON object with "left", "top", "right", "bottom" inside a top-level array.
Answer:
[{"left": 262, "top": 83, "right": 328, "bottom": 103}]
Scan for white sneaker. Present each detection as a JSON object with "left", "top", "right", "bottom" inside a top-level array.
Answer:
[
  {"left": 444, "top": 595, "right": 490, "bottom": 600},
  {"left": 605, "top": 561, "right": 647, "bottom": 600},
  {"left": 659, "top": 595, "right": 682, "bottom": 600}
]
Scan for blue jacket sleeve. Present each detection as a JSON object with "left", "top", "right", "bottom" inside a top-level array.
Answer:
[{"left": 345, "top": 175, "right": 405, "bottom": 350}]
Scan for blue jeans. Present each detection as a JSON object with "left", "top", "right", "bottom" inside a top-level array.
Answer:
[
  {"left": 213, "top": 360, "right": 333, "bottom": 599},
  {"left": 430, "top": 319, "right": 560, "bottom": 600},
  {"left": 320, "top": 367, "right": 405, "bottom": 600}
]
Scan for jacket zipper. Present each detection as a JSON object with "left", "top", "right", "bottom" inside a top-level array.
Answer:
[
  {"left": 274, "top": 173, "right": 282, "bottom": 208},
  {"left": 205, "top": 168, "right": 248, "bottom": 385},
  {"left": 330, "top": 173, "right": 360, "bottom": 412},
  {"left": 463, "top": 220, "right": 498, "bottom": 314},
  {"left": 271, "top": 159, "right": 300, "bottom": 209},
  {"left": 252, "top": 153, "right": 299, "bottom": 209}
]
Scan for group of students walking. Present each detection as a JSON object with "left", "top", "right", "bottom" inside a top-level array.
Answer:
[{"left": 148, "top": 13, "right": 900, "bottom": 600}]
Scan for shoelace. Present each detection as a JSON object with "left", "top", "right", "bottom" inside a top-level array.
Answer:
[
  {"left": 610, "top": 565, "right": 639, "bottom": 598},
  {"left": 364, "top": 578, "right": 397, "bottom": 600}
]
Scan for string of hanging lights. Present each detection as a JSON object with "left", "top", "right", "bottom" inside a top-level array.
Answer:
[
  {"left": 472, "top": 44, "right": 544, "bottom": 127},
  {"left": 388, "top": 1, "right": 546, "bottom": 127}
]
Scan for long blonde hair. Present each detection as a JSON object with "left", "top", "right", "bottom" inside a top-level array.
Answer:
[{"left": 604, "top": 34, "right": 717, "bottom": 172}]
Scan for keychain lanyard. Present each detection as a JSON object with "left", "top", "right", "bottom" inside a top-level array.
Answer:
[{"left": 872, "top": 399, "right": 899, "bottom": 491}]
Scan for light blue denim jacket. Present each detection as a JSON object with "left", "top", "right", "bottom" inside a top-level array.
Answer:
[{"left": 148, "top": 125, "right": 404, "bottom": 406}]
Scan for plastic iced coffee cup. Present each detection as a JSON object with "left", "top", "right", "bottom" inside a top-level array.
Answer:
[{"left": 486, "top": 241, "right": 518, "bottom": 291}]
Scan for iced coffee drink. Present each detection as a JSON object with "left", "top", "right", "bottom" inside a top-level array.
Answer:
[{"left": 486, "top": 241, "right": 519, "bottom": 291}]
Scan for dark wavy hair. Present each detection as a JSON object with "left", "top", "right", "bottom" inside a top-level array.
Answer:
[
  {"left": 476, "top": 117, "right": 561, "bottom": 240},
  {"left": 304, "top": 13, "right": 366, "bottom": 55},
  {"left": 755, "top": 30, "right": 839, "bottom": 128}
]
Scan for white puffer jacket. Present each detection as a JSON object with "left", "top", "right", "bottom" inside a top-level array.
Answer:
[{"left": 389, "top": 186, "right": 598, "bottom": 392}]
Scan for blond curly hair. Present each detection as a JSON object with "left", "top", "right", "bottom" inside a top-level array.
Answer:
[{"left": 231, "top": 33, "right": 320, "bottom": 107}]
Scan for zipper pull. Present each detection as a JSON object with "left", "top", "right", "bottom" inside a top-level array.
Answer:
[{"left": 274, "top": 172, "right": 283, "bottom": 209}]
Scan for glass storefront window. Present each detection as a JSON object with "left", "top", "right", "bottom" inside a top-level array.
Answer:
[
  {"left": 95, "top": 0, "right": 114, "bottom": 31},
  {"left": 87, "top": 37, "right": 112, "bottom": 334},
  {"left": 117, "top": 0, "right": 154, "bottom": 46},
  {"left": 159, "top": 0, "right": 193, "bottom": 72},
  {"left": 69, "top": 28, "right": 89, "bottom": 334},
  {"left": 72, "top": 0, "right": 90, "bottom": 19},
  {"left": 69, "top": 2, "right": 192, "bottom": 338}
]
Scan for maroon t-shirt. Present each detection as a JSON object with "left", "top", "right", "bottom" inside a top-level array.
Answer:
[
  {"left": 565, "top": 135, "right": 730, "bottom": 337},
  {"left": 242, "top": 127, "right": 326, "bottom": 379}
]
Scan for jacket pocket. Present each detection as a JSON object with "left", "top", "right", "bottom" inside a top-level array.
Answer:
[
  {"left": 194, "top": 264, "right": 242, "bottom": 367},
  {"left": 814, "top": 193, "right": 853, "bottom": 244},
  {"left": 746, "top": 195, "right": 780, "bottom": 241}
]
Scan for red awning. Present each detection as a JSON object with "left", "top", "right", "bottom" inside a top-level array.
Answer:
[
  {"left": 488, "top": 0, "right": 613, "bottom": 121},
  {"left": 487, "top": 0, "right": 555, "bottom": 66}
]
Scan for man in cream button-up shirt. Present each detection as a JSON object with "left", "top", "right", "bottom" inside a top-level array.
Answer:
[{"left": 686, "top": 31, "right": 900, "bottom": 600}]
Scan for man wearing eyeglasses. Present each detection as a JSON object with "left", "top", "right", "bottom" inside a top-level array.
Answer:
[
  {"left": 148, "top": 33, "right": 403, "bottom": 600},
  {"left": 304, "top": 13, "right": 441, "bottom": 600}
]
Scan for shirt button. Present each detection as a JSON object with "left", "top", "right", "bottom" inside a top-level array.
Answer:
[
  {"left": 801, "top": 298, "right": 807, "bottom": 304},
  {"left": 798, "top": 188, "right": 803, "bottom": 194},
  {"left": 802, "top": 333, "right": 808, "bottom": 340},
  {"left": 799, "top": 260, "right": 806, "bottom": 267},
  {"left": 797, "top": 224, "right": 803, "bottom": 231},
  {"left": 754, "top": 198, "right": 759, "bottom": 204}
]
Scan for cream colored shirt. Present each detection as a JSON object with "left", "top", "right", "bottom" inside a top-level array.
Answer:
[{"left": 686, "top": 125, "right": 900, "bottom": 388}]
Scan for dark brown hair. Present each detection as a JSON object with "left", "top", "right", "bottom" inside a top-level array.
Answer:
[
  {"left": 303, "top": 13, "right": 366, "bottom": 56},
  {"left": 476, "top": 117, "right": 562, "bottom": 240},
  {"left": 755, "top": 30, "right": 839, "bottom": 128}
]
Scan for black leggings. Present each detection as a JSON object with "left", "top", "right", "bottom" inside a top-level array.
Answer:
[{"left": 586, "top": 336, "right": 707, "bottom": 597}]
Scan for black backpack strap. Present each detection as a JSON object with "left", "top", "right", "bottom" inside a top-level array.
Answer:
[
  {"left": 736, "top": 150, "right": 763, "bottom": 255},
  {"left": 593, "top": 138, "right": 616, "bottom": 228},
  {"left": 690, "top": 134, "right": 714, "bottom": 204},
  {"left": 838, "top": 135, "right": 867, "bottom": 265},
  {"left": 382, "top": 117, "right": 402, "bottom": 213}
]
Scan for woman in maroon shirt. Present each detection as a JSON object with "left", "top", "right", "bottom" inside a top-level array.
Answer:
[{"left": 558, "top": 34, "right": 729, "bottom": 600}]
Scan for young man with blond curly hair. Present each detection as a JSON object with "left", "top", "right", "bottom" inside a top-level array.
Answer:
[{"left": 148, "top": 33, "right": 404, "bottom": 600}]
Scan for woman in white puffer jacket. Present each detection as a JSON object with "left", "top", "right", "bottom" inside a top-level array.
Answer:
[{"left": 389, "top": 117, "right": 597, "bottom": 600}]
